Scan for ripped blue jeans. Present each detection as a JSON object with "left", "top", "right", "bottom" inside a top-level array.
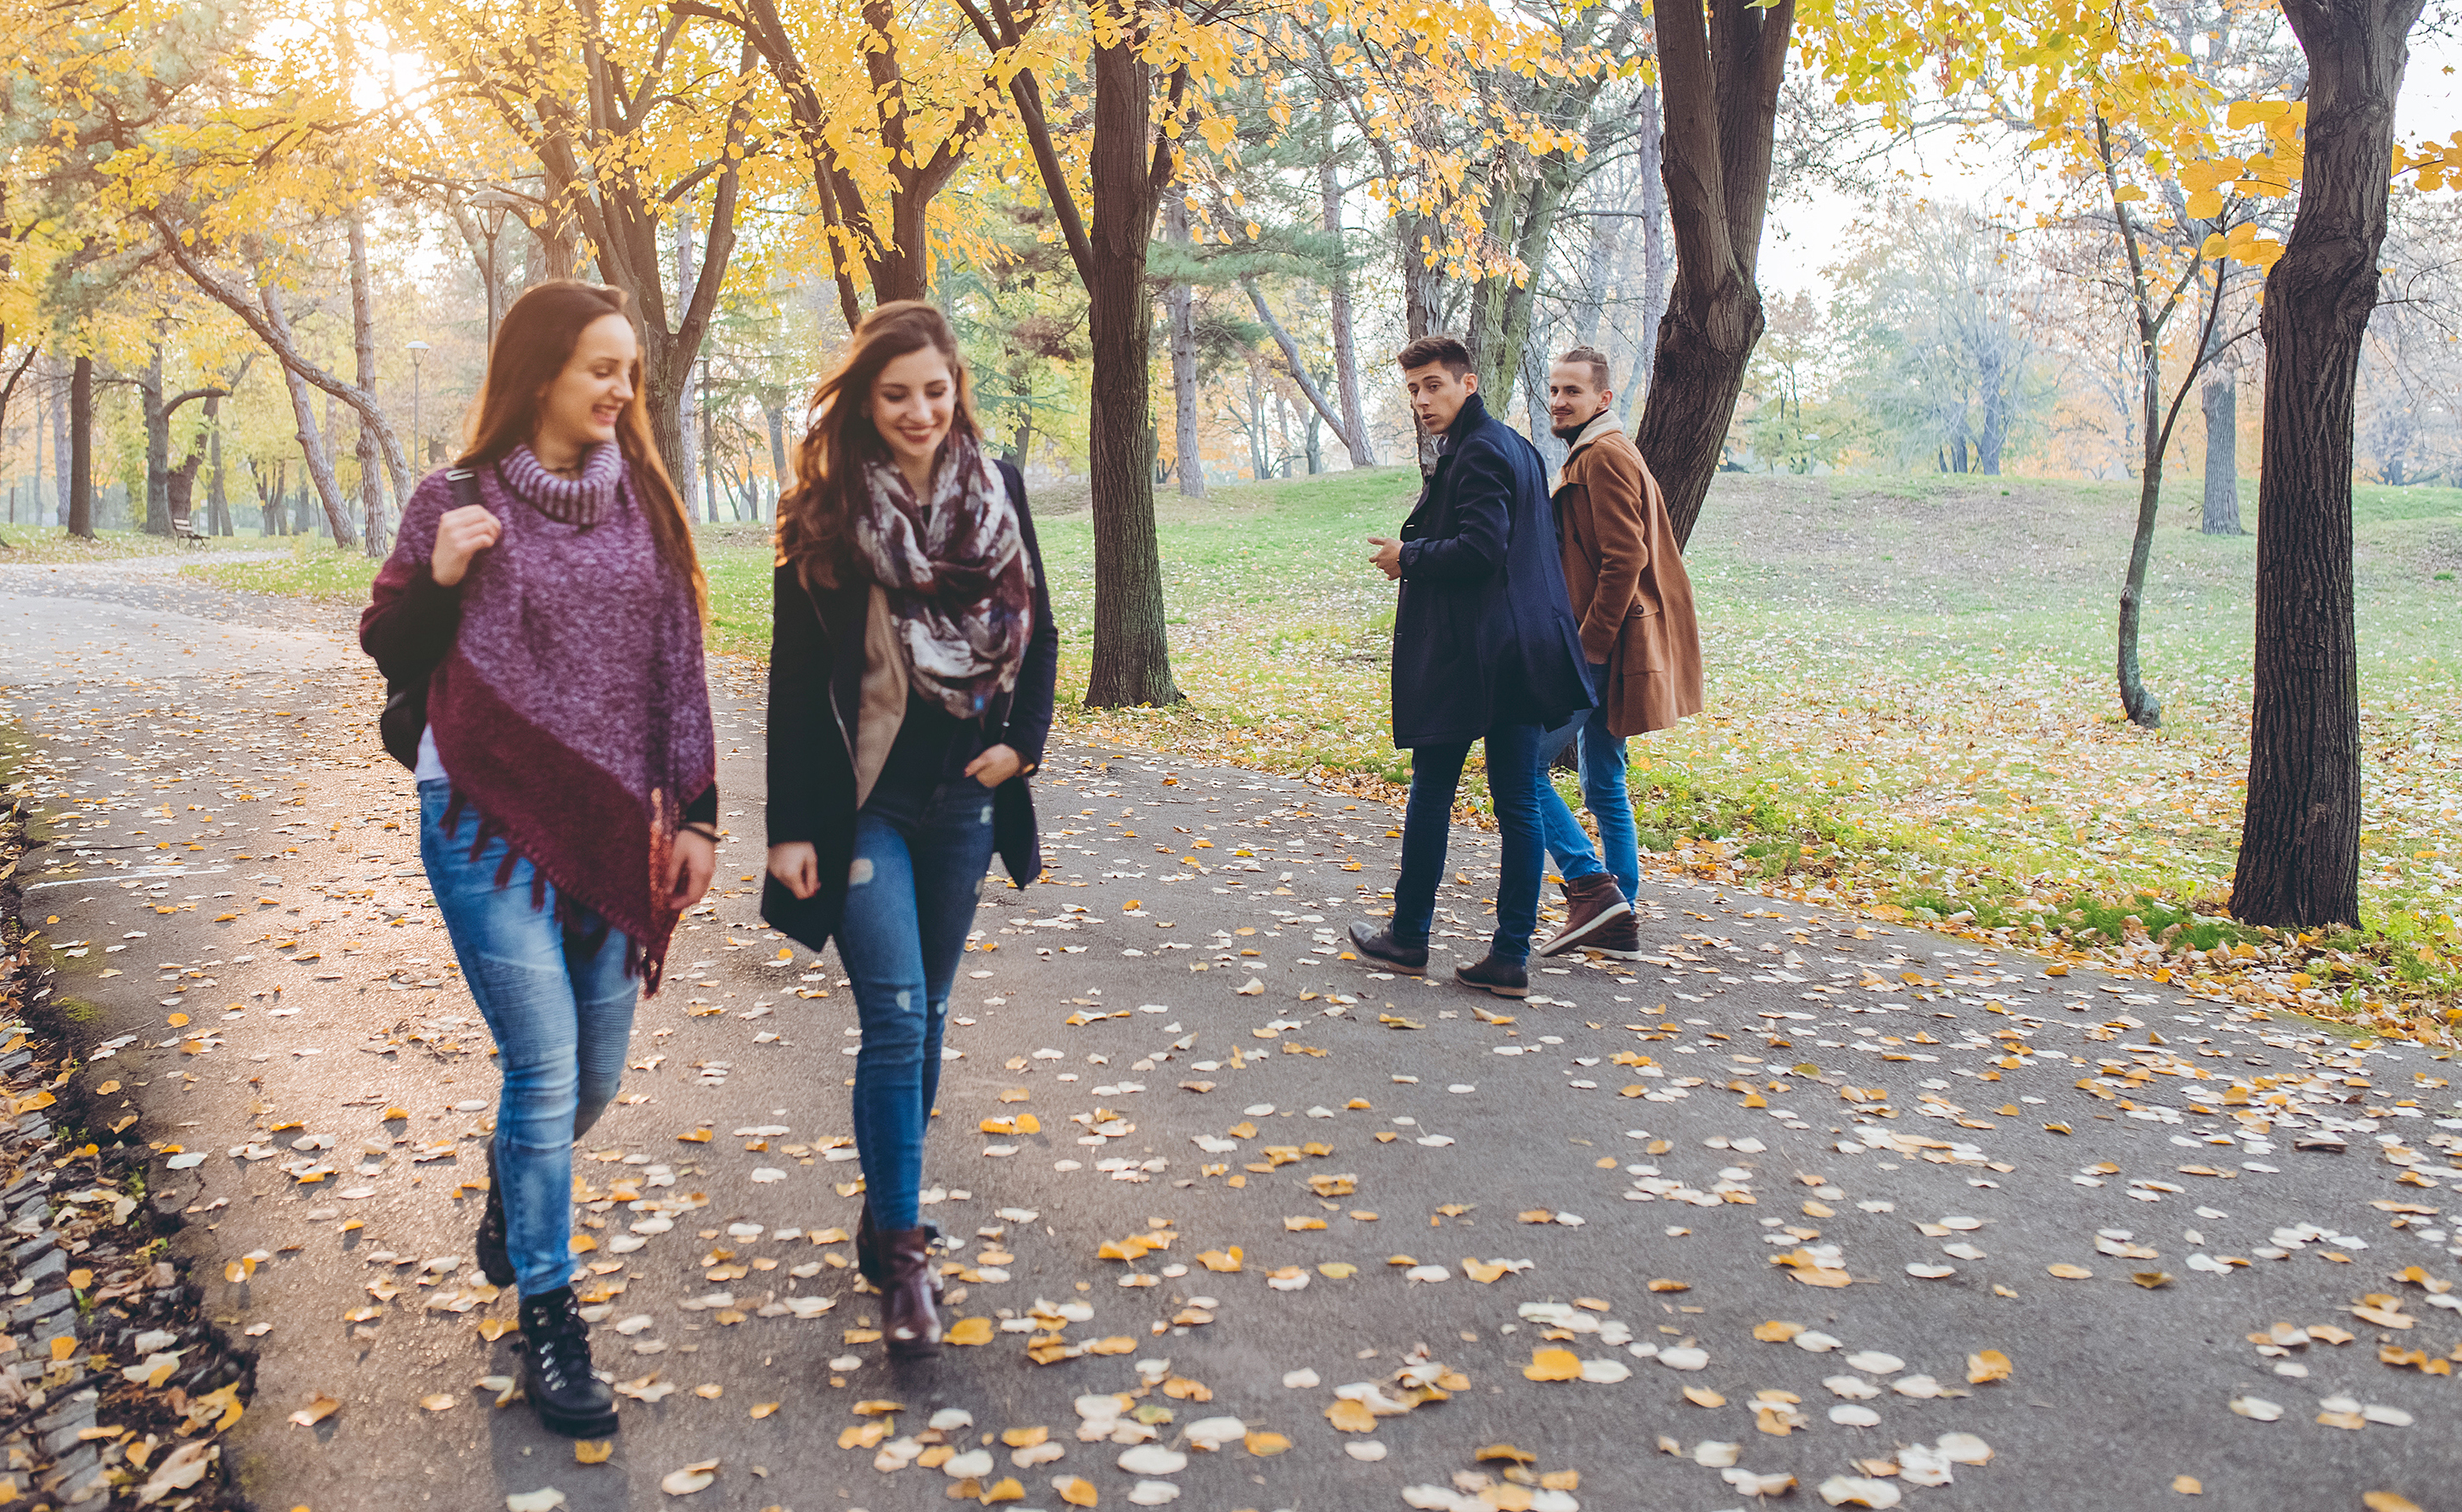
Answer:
[
  {"left": 419, "top": 779, "right": 637, "bottom": 1298},
  {"left": 838, "top": 765, "right": 999, "bottom": 1231}
]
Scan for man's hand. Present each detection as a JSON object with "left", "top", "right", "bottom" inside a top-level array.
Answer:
[
  {"left": 767, "top": 841, "right": 819, "bottom": 901},
  {"left": 966, "top": 743, "right": 1025, "bottom": 789},
  {"left": 432, "top": 503, "right": 503, "bottom": 587},
  {"left": 1367, "top": 536, "right": 1404, "bottom": 581},
  {"left": 668, "top": 829, "right": 717, "bottom": 910}
]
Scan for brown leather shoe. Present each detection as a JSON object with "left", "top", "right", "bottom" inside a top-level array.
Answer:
[
  {"left": 1537, "top": 872, "right": 1633, "bottom": 957},
  {"left": 1454, "top": 952, "right": 1530, "bottom": 998},
  {"left": 881, "top": 1225, "right": 943, "bottom": 1357}
]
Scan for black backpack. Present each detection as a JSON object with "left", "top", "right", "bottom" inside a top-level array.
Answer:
[{"left": 376, "top": 468, "right": 480, "bottom": 770}]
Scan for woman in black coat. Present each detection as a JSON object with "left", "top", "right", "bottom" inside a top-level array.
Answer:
[{"left": 762, "top": 302, "right": 1058, "bottom": 1358}]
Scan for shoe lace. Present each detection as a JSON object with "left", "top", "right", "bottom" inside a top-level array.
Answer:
[{"left": 525, "top": 1298, "right": 590, "bottom": 1387}]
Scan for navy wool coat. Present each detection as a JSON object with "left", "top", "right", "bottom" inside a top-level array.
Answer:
[{"left": 1390, "top": 393, "right": 1594, "bottom": 749}]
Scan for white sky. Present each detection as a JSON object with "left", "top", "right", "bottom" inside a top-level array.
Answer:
[{"left": 1757, "top": 34, "right": 2462, "bottom": 305}]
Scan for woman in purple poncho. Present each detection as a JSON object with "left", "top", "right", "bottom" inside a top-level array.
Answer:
[{"left": 361, "top": 282, "right": 718, "bottom": 1438}]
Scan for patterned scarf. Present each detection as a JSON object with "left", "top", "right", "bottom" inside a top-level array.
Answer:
[
  {"left": 851, "top": 434, "right": 1034, "bottom": 717},
  {"left": 371, "top": 442, "right": 715, "bottom": 990}
]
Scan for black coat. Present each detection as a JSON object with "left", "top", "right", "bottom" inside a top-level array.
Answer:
[
  {"left": 760, "top": 459, "right": 1060, "bottom": 954},
  {"left": 1390, "top": 393, "right": 1594, "bottom": 748}
]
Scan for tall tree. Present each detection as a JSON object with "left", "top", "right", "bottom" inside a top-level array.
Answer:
[
  {"left": 964, "top": 0, "right": 1200, "bottom": 707},
  {"left": 1633, "top": 0, "right": 1792, "bottom": 545},
  {"left": 66, "top": 354, "right": 93, "bottom": 539},
  {"left": 1162, "top": 194, "right": 1206, "bottom": 497},
  {"left": 399, "top": 0, "right": 759, "bottom": 480},
  {"left": 685, "top": 0, "right": 1030, "bottom": 319},
  {"left": 2232, "top": 0, "right": 2425, "bottom": 929}
]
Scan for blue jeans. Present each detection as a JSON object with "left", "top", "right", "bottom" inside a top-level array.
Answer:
[
  {"left": 419, "top": 780, "right": 638, "bottom": 1299},
  {"left": 838, "top": 765, "right": 999, "bottom": 1231},
  {"left": 1392, "top": 722, "right": 1547, "bottom": 964},
  {"left": 1540, "top": 665, "right": 1639, "bottom": 902}
]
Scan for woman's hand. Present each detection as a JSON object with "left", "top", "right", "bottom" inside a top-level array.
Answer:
[
  {"left": 432, "top": 503, "right": 503, "bottom": 587},
  {"left": 768, "top": 840, "right": 819, "bottom": 900},
  {"left": 966, "top": 743, "right": 1025, "bottom": 789},
  {"left": 668, "top": 829, "right": 717, "bottom": 911}
]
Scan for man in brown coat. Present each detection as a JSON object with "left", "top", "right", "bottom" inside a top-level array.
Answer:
[{"left": 1533, "top": 346, "right": 1705, "bottom": 958}]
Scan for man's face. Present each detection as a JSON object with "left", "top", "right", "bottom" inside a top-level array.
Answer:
[
  {"left": 1403, "top": 363, "right": 1477, "bottom": 436},
  {"left": 1548, "top": 363, "right": 1612, "bottom": 434}
]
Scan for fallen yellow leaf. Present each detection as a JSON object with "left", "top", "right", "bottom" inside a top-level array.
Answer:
[
  {"left": 1324, "top": 1398, "right": 1379, "bottom": 1432},
  {"left": 1967, "top": 1349, "right": 2012, "bottom": 1384},
  {"left": 946, "top": 1317, "right": 995, "bottom": 1346},
  {"left": 1522, "top": 1348, "right": 1582, "bottom": 1383}
]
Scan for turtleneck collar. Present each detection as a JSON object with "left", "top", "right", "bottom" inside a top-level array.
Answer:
[{"left": 497, "top": 441, "right": 624, "bottom": 526}]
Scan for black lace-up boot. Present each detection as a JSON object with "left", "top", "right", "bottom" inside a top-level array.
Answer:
[
  {"left": 475, "top": 1143, "right": 513, "bottom": 1288},
  {"left": 518, "top": 1285, "right": 618, "bottom": 1438}
]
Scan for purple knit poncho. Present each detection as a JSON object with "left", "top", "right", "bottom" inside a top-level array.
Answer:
[{"left": 373, "top": 443, "right": 715, "bottom": 989}]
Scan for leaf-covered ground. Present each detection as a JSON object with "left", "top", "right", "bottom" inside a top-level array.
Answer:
[{"left": 181, "top": 469, "right": 2462, "bottom": 1037}]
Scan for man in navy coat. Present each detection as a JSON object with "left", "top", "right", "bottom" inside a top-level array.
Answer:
[{"left": 1351, "top": 334, "right": 1595, "bottom": 998}]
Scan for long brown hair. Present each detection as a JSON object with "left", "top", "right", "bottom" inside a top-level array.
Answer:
[
  {"left": 461, "top": 281, "right": 705, "bottom": 609},
  {"left": 775, "top": 300, "right": 981, "bottom": 590}
]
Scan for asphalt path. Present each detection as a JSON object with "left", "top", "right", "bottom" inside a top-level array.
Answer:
[{"left": 0, "top": 559, "right": 2454, "bottom": 1512}]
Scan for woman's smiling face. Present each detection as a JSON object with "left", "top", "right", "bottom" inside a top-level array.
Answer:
[
  {"left": 535, "top": 312, "right": 638, "bottom": 455},
  {"left": 869, "top": 346, "right": 957, "bottom": 477}
]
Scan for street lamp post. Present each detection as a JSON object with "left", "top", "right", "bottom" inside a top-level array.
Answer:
[{"left": 406, "top": 340, "right": 430, "bottom": 469}]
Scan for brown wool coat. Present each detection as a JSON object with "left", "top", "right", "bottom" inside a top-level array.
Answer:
[{"left": 1553, "top": 413, "right": 1704, "bottom": 737}]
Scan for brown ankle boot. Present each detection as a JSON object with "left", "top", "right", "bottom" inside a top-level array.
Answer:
[
  {"left": 856, "top": 1201, "right": 944, "bottom": 1299},
  {"left": 1538, "top": 872, "right": 1633, "bottom": 957},
  {"left": 881, "top": 1226, "right": 943, "bottom": 1357}
]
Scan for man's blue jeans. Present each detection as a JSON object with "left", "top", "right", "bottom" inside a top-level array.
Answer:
[
  {"left": 1539, "top": 664, "right": 1639, "bottom": 903},
  {"left": 837, "top": 765, "right": 999, "bottom": 1232},
  {"left": 420, "top": 780, "right": 637, "bottom": 1300},
  {"left": 1392, "top": 722, "right": 1547, "bottom": 964}
]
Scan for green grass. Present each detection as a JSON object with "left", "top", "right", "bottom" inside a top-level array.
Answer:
[
  {"left": 183, "top": 536, "right": 390, "bottom": 599},
  {"left": 0, "top": 526, "right": 282, "bottom": 565},
  {"left": 183, "top": 468, "right": 2462, "bottom": 1013}
]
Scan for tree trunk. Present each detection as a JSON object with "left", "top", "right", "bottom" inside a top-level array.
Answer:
[
  {"left": 1621, "top": 83, "right": 1668, "bottom": 425},
  {"left": 1320, "top": 132, "right": 1373, "bottom": 468},
  {"left": 1633, "top": 2, "right": 1794, "bottom": 546},
  {"left": 1164, "top": 196, "right": 1205, "bottom": 497},
  {"left": 67, "top": 356, "right": 93, "bottom": 540},
  {"left": 206, "top": 393, "right": 232, "bottom": 535},
  {"left": 2201, "top": 373, "right": 2242, "bottom": 533},
  {"left": 143, "top": 346, "right": 171, "bottom": 536},
  {"left": 347, "top": 211, "right": 386, "bottom": 556},
  {"left": 1397, "top": 211, "right": 1443, "bottom": 343},
  {"left": 166, "top": 447, "right": 202, "bottom": 527},
  {"left": 50, "top": 361, "right": 69, "bottom": 526},
  {"left": 1525, "top": 336, "right": 1565, "bottom": 473},
  {"left": 1076, "top": 37, "right": 1178, "bottom": 707},
  {"left": 2233, "top": 0, "right": 2421, "bottom": 930},
  {"left": 700, "top": 370, "right": 719, "bottom": 520},
  {"left": 1466, "top": 160, "right": 1576, "bottom": 416},
  {"left": 766, "top": 397, "right": 790, "bottom": 500},
  {"left": 674, "top": 211, "right": 705, "bottom": 523},
  {"left": 275, "top": 348, "right": 355, "bottom": 547}
]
